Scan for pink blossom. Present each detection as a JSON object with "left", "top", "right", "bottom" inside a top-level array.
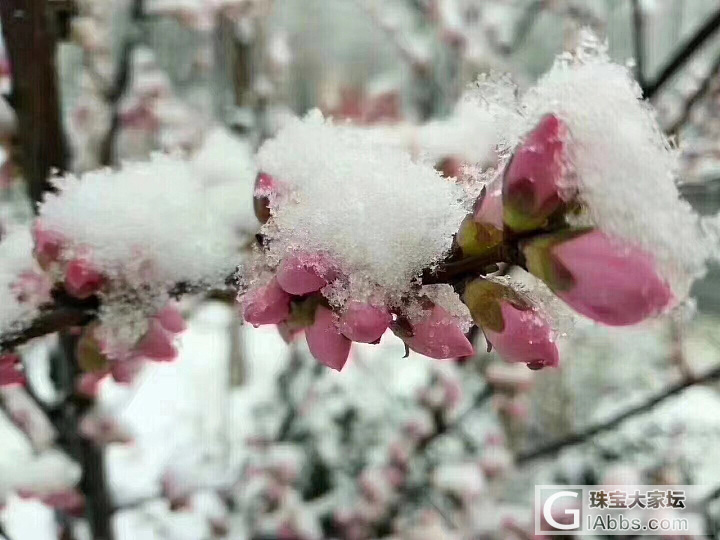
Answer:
[
  {"left": 276, "top": 253, "right": 334, "bottom": 296},
  {"left": 0, "top": 354, "right": 25, "bottom": 387},
  {"left": 32, "top": 224, "right": 64, "bottom": 270},
  {"left": 337, "top": 302, "right": 392, "bottom": 343},
  {"left": 525, "top": 230, "right": 674, "bottom": 326},
  {"left": 503, "top": 114, "right": 570, "bottom": 232},
  {"left": 404, "top": 306, "right": 474, "bottom": 360},
  {"left": 157, "top": 304, "right": 187, "bottom": 334},
  {"left": 305, "top": 306, "right": 351, "bottom": 371},
  {"left": 64, "top": 259, "right": 104, "bottom": 299},
  {"left": 134, "top": 320, "right": 177, "bottom": 362},
  {"left": 483, "top": 302, "right": 559, "bottom": 369},
  {"left": 474, "top": 187, "right": 504, "bottom": 229},
  {"left": 243, "top": 278, "right": 292, "bottom": 326}
]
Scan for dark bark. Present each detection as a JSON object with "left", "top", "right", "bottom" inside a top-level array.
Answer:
[
  {"left": 631, "top": 0, "right": 646, "bottom": 89},
  {"left": 643, "top": 7, "right": 720, "bottom": 99},
  {"left": 0, "top": 0, "right": 69, "bottom": 207}
]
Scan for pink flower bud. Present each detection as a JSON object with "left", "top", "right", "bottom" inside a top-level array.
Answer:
[
  {"left": 483, "top": 302, "right": 559, "bottom": 369},
  {"left": 276, "top": 253, "right": 333, "bottom": 296},
  {"left": 305, "top": 306, "right": 351, "bottom": 371},
  {"left": 523, "top": 229, "right": 674, "bottom": 326},
  {"left": 503, "top": 114, "right": 571, "bottom": 232},
  {"left": 474, "top": 187, "right": 504, "bottom": 228},
  {"left": 32, "top": 224, "right": 64, "bottom": 270},
  {"left": 457, "top": 187, "right": 504, "bottom": 257},
  {"left": 337, "top": 302, "right": 392, "bottom": 343},
  {"left": 243, "top": 278, "right": 292, "bottom": 326},
  {"left": 403, "top": 306, "right": 474, "bottom": 360},
  {"left": 64, "top": 259, "right": 104, "bottom": 299},
  {"left": 134, "top": 320, "right": 177, "bottom": 362},
  {"left": 157, "top": 304, "right": 186, "bottom": 334},
  {"left": 0, "top": 354, "right": 25, "bottom": 387}
]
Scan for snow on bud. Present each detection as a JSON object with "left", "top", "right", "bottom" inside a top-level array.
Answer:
[
  {"left": 463, "top": 279, "right": 558, "bottom": 369},
  {"left": 276, "top": 253, "right": 333, "bottom": 296},
  {"left": 64, "top": 258, "right": 104, "bottom": 299},
  {"left": 305, "top": 305, "right": 351, "bottom": 371},
  {"left": 402, "top": 305, "right": 474, "bottom": 360},
  {"left": 502, "top": 114, "right": 571, "bottom": 232},
  {"left": 0, "top": 354, "right": 25, "bottom": 387},
  {"left": 242, "top": 278, "right": 291, "bottom": 326},
  {"left": 337, "top": 302, "right": 392, "bottom": 343},
  {"left": 134, "top": 319, "right": 178, "bottom": 362},
  {"left": 456, "top": 187, "right": 504, "bottom": 257},
  {"left": 523, "top": 229, "right": 674, "bottom": 326},
  {"left": 32, "top": 224, "right": 64, "bottom": 270}
]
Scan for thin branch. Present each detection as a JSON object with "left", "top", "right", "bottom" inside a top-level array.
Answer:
[
  {"left": 99, "top": 0, "right": 144, "bottom": 167},
  {"left": 644, "top": 7, "right": 720, "bottom": 99},
  {"left": 666, "top": 51, "right": 720, "bottom": 135},
  {"left": 631, "top": 0, "right": 646, "bottom": 89},
  {"left": 0, "top": 289, "right": 98, "bottom": 353},
  {"left": 516, "top": 363, "right": 720, "bottom": 464}
]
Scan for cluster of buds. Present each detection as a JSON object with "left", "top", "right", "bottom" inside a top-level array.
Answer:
[
  {"left": 503, "top": 115, "right": 674, "bottom": 326},
  {"left": 245, "top": 172, "right": 473, "bottom": 370},
  {"left": 454, "top": 113, "right": 674, "bottom": 369},
  {"left": 74, "top": 303, "right": 187, "bottom": 391},
  {"left": 33, "top": 222, "right": 187, "bottom": 385},
  {"left": 244, "top": 111, "right": 676, "bottom": 372}
]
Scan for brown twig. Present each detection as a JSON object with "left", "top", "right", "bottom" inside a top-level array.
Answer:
[
  {"left": 644, "top": 7, "right": 720, "bottom": 99},
  {"left": 666, "top": 52, "right": 720, "bottom": 136},
  {"left": 631, "top": 0, "right": 646, "bottom": 90},
  {"left": 516, "top": 363, "right": 720, "bottom": 464}
]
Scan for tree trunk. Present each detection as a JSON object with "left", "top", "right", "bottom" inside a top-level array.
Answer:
[{"left": 0, "top": 0, "right": 69, "bottom": 207}]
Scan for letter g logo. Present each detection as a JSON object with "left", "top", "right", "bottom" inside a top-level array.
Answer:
[{"left": 543, "top": 490, "right": 580, "bottom": 530}]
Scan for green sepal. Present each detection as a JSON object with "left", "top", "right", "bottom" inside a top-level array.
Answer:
[
  {"left": 521, "top": 229, "right": 591, "bottom": 292},
  {"left": 456, "top": 215, "right": 504, "bottom": 258}
]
